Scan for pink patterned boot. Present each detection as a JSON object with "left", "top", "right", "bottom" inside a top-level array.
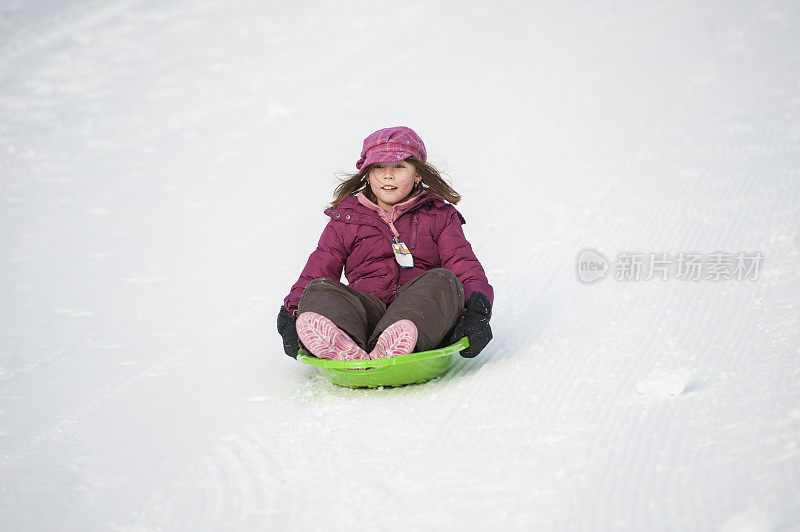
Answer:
[
  {"left": 370, "top": 319, "right": 418, "bottom": 359},
  {"left": 295, "top": 312, "right": 369, "bottom": 361}
]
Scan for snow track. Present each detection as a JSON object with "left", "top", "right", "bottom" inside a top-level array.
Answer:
[{"left": 2, "top": 0, "right": 800, "bottom": 530}]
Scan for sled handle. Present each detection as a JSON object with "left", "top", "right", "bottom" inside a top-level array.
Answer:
[{"left": 296, "top": 337, "right": 469, "bottom": 369}]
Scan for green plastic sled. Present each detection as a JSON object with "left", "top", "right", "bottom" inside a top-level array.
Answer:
[{"left": 296, "top": 337, "right": 469, "bottom": 388}]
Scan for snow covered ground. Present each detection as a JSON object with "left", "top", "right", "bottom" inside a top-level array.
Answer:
[{"left": 2, "top": 0, "right": 799, "bottom": 530}]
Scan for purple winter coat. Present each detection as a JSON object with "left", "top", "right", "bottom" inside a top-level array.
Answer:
[{"left": 284, "top": 192, "right": 494, "bottom": 312}]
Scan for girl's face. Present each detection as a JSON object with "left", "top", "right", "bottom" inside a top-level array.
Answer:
[{"left": 367, "top": 160, "right": 421, "bottom": 212}]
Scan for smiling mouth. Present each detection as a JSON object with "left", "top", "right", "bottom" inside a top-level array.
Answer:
[{"left": 381, "top": 185, "right": 397, "bottom": 190}]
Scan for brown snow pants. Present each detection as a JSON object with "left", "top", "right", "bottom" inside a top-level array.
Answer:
[{"left": 297, "top": 268, "right": 465, "bottom": 352}]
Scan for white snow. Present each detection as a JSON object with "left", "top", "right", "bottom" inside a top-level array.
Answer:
[{"left": 2, "top": 1, "right": 800, "bottom": 530}]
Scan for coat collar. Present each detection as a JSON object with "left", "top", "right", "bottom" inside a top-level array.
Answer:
[
  {"left": 355, "top": 190, "right": 430, "bottom": 223},
  {"left": 326, "top": 191, "right": 443, "bottom": 220}
]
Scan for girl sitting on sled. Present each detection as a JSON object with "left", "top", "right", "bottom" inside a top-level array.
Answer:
[{"left": 278, "top": 126, "right": 493, "bottom": 361}]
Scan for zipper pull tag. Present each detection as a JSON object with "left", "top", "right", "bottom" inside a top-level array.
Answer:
[{"left": 392, "top": 237, "right": 414, "bottom": 268}]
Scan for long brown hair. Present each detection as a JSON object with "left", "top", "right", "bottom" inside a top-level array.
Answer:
[{"left": 331, "top": 157, "right": 461, "bottom": 208}]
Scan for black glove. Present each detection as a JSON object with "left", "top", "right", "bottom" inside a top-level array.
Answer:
[
  {"left": 448, "top": 291, "right": 493, "bottom": 358},
  {"left": 277, "top": 306, "right": 301, "bottom": 358}
]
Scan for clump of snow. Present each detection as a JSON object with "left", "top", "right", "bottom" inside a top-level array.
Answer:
[
  {"left": 720, "top": 507, "right": 773, "bottom": 532},
  {"left": 636, "top": 368, "right": 693, "bottom": 398}
]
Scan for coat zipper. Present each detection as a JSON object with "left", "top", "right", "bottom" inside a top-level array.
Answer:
[{"left": 411, "top": 214, "right": 419, "bottom": 250}]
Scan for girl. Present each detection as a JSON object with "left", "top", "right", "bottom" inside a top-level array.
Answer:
[{"left": 277, "top": 126, "right": 493, "bottom": 361}]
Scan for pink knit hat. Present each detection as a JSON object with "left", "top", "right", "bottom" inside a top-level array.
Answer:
[{"left": 356, "top": 126, "right": 427, "bottom": 171}]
